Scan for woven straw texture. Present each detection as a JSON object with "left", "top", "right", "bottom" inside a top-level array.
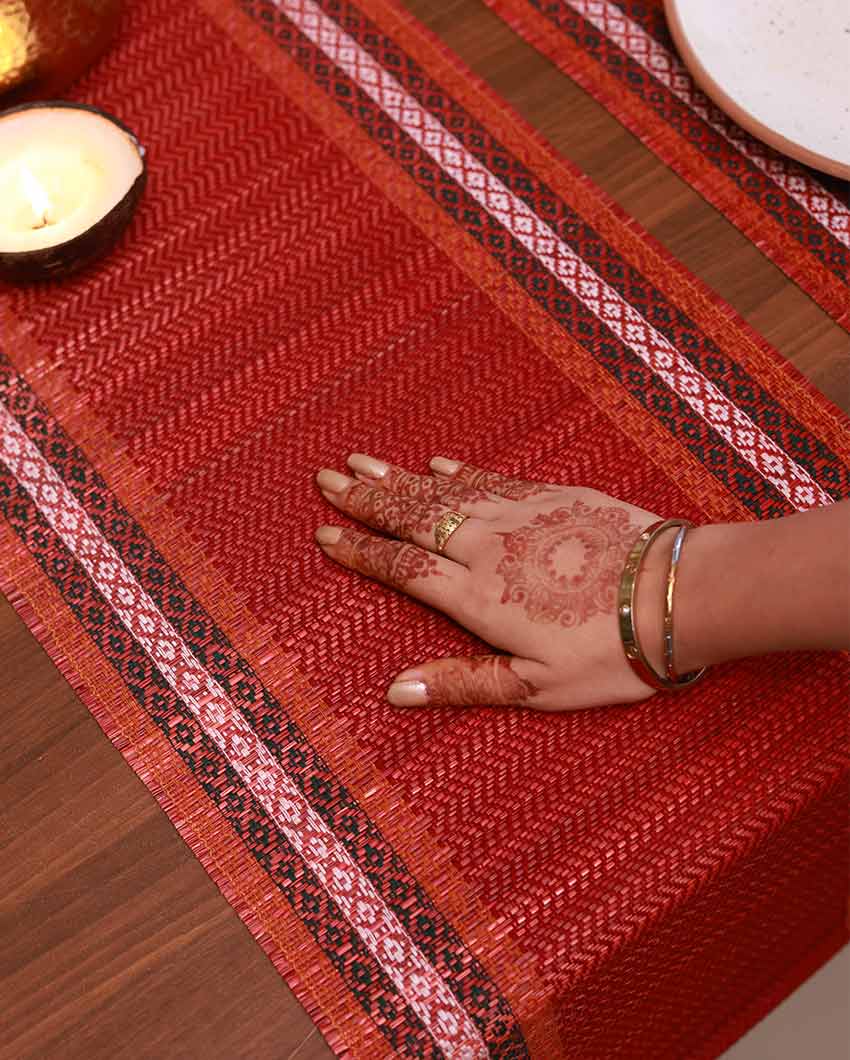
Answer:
[
  {"left": 1, "top": 1, "right": 848, "bottom": 1057},
  {"left": 484, "top": 0, "right": 850, "bottom": 327}
]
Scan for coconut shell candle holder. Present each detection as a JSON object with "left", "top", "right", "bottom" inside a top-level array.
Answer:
[
  {"left": 0, "top": 0, "right": 125, "bottom": 103},
  {"left": 0, "top": 101, "right": 146, "bottom": 282}
]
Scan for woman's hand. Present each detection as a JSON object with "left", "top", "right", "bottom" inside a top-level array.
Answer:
[{"left": 315, "top": 453, "right": 665, "bottom": 710}]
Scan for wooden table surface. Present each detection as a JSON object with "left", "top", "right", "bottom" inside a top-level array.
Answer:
[{"left": 1, "top": 2, "right": 847, "bottom": 1058}]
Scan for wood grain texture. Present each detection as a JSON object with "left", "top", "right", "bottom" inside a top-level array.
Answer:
[
  {"left": 0, "top": 591, "right": 328, "bottom": 1060},
  {"left": 1, "top": 1, "right": 847, "bottom": 1057}
]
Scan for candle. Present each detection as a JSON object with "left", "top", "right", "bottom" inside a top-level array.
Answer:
[{"left": 0, "top": 101, "right": 145, "bottom": 281}]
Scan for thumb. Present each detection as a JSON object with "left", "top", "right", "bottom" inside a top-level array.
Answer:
[{"left": 387, "top": 654, "right": 542, "bottom": 708}]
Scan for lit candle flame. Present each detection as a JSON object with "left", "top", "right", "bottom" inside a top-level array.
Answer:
[{"left": 19, "top": 164, "right": 52, "bottom": 229}]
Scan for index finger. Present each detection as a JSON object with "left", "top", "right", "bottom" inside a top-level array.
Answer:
[
  {"left": 429, "top": 457, "right": 554, "bottom": 501},
  {"left": 346, "top": 453, "right": 502, "bottom": 512}
]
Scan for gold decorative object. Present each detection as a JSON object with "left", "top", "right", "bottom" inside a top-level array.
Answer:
[
  {"left": 0, "top": 0, "right": 124, "bottom": 102},
  {"left": 433, "top": 510, "right": 467, "bottom": 555}
]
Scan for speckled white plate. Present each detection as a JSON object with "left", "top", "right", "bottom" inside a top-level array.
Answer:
[{"left": 664, "top": 0, "right": 850, "bottom": 179}]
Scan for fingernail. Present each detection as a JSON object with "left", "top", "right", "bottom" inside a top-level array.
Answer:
[
  {"left": 387, "top": 680, "right": 428, "bottom": 707},
  {"left": 430, "top": 457, "right": 461, "bottom": 476},
  {"left": 316, "top": 469, "right": 353, "bottom": 493},
  {"left": 347, "top": 453, "right": 388, "bottom": 479},
  {"left": 394, "top": 666, "right": 423, "bottom": 681},
  {"left": 315, "top": 526, "right": 343, "bottom": 546}
]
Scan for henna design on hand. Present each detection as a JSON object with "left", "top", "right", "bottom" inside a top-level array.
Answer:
[
  {"left": 337, "top": 529, "right": 440, "bottom": 588},
  {"left": 425, "top": 656, "right": 538, "bottom": 706},
  {"left": 496, "top": 501, "right": 640, "bottom": 627}
]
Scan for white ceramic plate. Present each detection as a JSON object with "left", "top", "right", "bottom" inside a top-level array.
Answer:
[{"left": 664, "top": 0, "right": 850, "bottom": 178}]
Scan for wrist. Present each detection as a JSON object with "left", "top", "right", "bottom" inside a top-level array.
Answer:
[
  {"left": 670, "top": 518, "right": 799, "bottom": 672},
  {"left": 630, "top": 503, "right": 850, "bottom": 682},
  {"left": 674, "top": 507, "right": 850, "bottom": 667},
  {"left": 669, "top": 522, "right": 733, "bottom": 672}
]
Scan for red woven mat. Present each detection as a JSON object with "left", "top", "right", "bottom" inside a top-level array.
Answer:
[
  {"left": 1, "top": 1, "right": 848, "bottom": 1057},
  {"left": 484, "top": 0, "right": 850, "bottom": 327}
]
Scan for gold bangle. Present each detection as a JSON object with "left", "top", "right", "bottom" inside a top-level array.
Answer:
[{"left": 618, "top": 518, "right": 706, "bottom": 692}]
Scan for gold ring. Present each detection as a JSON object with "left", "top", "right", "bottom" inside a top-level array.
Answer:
[{"left": 433, "top": 510, "right": 467, "bottom": 554}]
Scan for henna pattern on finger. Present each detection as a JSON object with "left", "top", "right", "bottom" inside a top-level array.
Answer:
[
  {"left": 451, "top": 464, "right": 553, "bottom": 501},
  {"left": 346, "top": 482, "right": 442, "bottom": 539},
  {"left": 425, "top": 656, "right": 538, "bottom": 706},
  {"left": 496, "top": 501, "right": 641, "bottom": 627},
  {"left": 337, "top": 529, "right": 441, "bottom": 588},
  {"left": 368, "top": 464, "right": 495, "bottom": 507}
]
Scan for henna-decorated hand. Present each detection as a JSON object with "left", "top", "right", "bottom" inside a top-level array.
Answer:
[{"left": 315, "top": 454, "right": 667, "bottom": 711}]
